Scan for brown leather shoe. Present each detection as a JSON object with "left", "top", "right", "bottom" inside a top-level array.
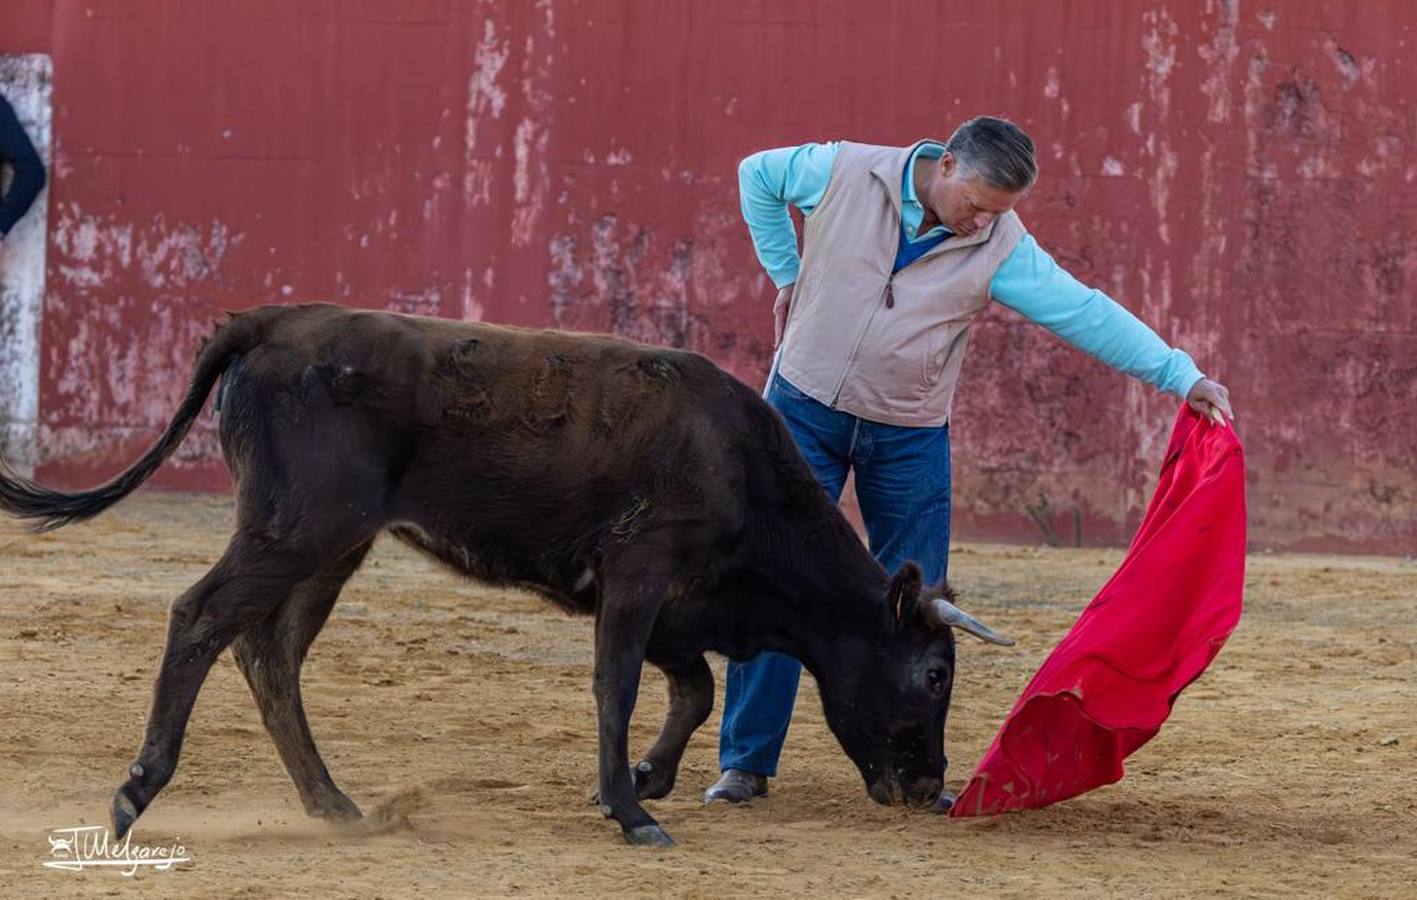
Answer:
[{"left": 703, "top": 769, "right": 769, "bottom": 804}]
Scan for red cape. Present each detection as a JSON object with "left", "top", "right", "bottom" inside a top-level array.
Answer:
[{"left": 952, "top": 406, "right": 1246, "bottom": 817}]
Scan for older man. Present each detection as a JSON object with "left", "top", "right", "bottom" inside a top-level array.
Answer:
[{"left": 707, "top": 117, "right": 1233, "bottom": 804}]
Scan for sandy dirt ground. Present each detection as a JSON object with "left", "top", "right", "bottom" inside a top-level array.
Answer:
[{"left": 0, "top": 492, "right": 1413, "bottom": 898}]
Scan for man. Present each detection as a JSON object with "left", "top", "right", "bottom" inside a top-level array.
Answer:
[
  {"left": 706, "top": 117, "right": 1233, "bottom": 804},
  {"left": 0, "top": 92, "right": 46, "bottom": 246}
]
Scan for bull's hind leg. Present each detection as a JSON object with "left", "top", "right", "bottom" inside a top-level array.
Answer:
[
  {"left": 112, "top": 538, "right": 338, "bottom": 839},
  {"left": 632, "top": 655, "right": 713, "bottom": 801},
  {"left": 230, "top": 540, "right": 373, "bottom": 824}
]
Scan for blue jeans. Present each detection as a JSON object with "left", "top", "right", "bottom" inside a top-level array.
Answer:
[{"left": 719, "top": 374, "right": 952, "bottom": 777}]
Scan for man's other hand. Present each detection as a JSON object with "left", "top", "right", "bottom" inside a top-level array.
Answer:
[
  {"left": 773, "top": 284, "right": 793, "bottom": 349},
  {"left": 1187, "top": 378, "right": 1233, "bottom": 425}
]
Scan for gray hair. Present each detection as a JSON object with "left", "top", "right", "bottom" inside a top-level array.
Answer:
[{"left": 944, "top": 117, "right": 1038, "bottom": 192}]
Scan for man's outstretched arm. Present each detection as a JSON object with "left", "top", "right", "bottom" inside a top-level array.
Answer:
[{"left": 990, "top": 234, "right": 1233, "bottom": 421}]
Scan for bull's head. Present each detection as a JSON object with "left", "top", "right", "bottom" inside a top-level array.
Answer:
[{"left": 818, "top": 562, "right": 1013, "bottom": 809}]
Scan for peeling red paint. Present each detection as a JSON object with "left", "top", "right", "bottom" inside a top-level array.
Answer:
[{"left": 1, "top": 1, "right": 1413, "bottom": 554}]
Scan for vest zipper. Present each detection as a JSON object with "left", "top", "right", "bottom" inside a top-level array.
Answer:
[{"left": 830, "top": 275, "right": 894, "bottom": 408}]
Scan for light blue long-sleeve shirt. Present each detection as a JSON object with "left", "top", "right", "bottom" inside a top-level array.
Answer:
[{"left": 738, "top": 141, "right": 1205, "bottom": 399}]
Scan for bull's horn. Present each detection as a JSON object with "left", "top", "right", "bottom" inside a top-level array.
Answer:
[{"left": 928, "top": 597, "right": 1015, "bottom": 646}]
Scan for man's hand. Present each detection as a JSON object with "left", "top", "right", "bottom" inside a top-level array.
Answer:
[
  {"left": 773, "top": 284, "right": 793, "bottom": 349},
  {"left": 1186, "top": 378, "right": 1233, "bottom": 425}
]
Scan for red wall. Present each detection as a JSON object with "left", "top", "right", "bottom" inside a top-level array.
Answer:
[{"left": 4, "top": 1, "right": 1414, "bottom": 554}]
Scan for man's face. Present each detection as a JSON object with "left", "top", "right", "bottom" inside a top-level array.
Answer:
[{"left": 924, "top": 153, "right": 1025, "bottom": 237}]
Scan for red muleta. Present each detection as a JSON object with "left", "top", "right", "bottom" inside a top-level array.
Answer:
[{"left": 953, "top": 405, "right": 1246, "bottom": 817}]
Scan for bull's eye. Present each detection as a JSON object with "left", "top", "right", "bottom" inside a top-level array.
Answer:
[{"left": 925, "top": 667, "right": 947, "bottom": 694}]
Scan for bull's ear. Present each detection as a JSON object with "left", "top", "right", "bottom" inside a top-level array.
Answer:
[{"left": 886, "top": 562, "right": 924, "bottom": 626}]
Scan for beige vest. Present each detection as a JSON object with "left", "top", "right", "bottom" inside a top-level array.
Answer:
[{"left": 776, "top": 140, "right": 1026, "bottom": 427}]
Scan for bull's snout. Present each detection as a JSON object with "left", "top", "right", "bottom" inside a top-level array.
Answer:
[
  {"left": 867, "top": 780, "right": 896, "bottom": 805},
  {"left": 903, "top": 774, "right": 944, "bottom": 806},
  {"left": 866, "top": 774, "right": 944, "bottom": 807}
]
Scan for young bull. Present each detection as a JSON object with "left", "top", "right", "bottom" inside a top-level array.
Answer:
[{"left": 0, "top": 303, "right": 1012, "bottom": 847}]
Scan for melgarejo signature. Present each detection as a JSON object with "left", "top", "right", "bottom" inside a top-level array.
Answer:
[{"left": 43, "top": 825, "right": 190, "bottom": 876}]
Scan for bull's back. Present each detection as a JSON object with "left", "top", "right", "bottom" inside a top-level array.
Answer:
[
  {"left": 233, "top": 302, "right": 744, "bottom": 519},
  {"left": 238, "top": 302, "right": 717, "bottom": 433}
]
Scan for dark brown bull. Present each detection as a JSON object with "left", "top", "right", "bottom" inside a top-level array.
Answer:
[{"left": 0, "top": 303, "right": 1011, "bottom": 846}]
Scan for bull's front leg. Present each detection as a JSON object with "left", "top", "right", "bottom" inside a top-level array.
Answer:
[{"left": 592, "top": 562, "right": 675, "bottom": 848}]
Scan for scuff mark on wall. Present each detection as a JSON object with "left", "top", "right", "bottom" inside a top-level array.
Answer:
[
  {"left": 459, "top": 265, "right": 486, "bottom": 321},
  {"left": 508, "top": 0, "right": 555, "bottom": 246},
  {"left": 1140, "top": 8, "right": 1179, "bottom": 248},
  {"left": 547, "top": 231, "right": 581, "bottom": 325},
  {"left": 1325, "top": 39, "right": 1361, "bottom": 87},
  {"left": 41, "top": 292, "right": 224, "bottom": 468},
  {"left": 547, "top": 214, "right": 692, "bottom": 349},
  {"left": 52, "top": 208, "right": 241, "bottom": 291},
  {"left": 1141, "top": 8, "right": 1178, "bottom": 121},
  {"left": 389, "top": 289, "right": 441, "bottom": 317},
  {"left": 1197, "top": 0, "right": 1240, "bottom": 123},
  {"left": 511, "top": 117, "right": 548, "bottom": 244},
  {"left": 464, "top": 17, "right": 509, "bottom": 202}
]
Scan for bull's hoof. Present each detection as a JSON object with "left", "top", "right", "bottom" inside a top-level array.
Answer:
[
  {"left": 309, "top": 792, "right": 364, "bottom": 823},
  {"left": 111, "top": 789, "right": 142, "bottom": 840},
  {"left": 932, "top": 790, "right": 957, "bottom": 814},
  {"left": 623, "top": 824, "right": 676, "bottom": 848},
  {"left": 632, "top": 759, "right": 675, "bottom": 800}
]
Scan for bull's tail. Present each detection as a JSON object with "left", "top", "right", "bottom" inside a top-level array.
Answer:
[{"left": 0, "top": 310, "right": 269, "bottom": 531}]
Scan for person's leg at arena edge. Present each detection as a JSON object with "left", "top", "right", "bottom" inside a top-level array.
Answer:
[{"left": 717, "top": 374, "right": 851, "bottom": 783}]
